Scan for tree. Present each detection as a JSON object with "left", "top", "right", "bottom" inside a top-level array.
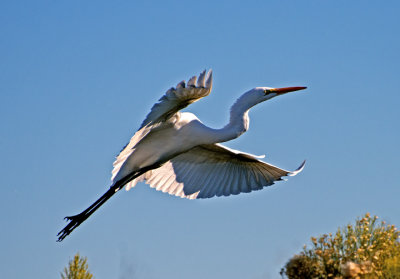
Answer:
[
  {"left": 61, "top": 253, "right": 94, "bottom": 279},
  {"left": 281, "top": 213, "right": 400, "bottom": 279}
]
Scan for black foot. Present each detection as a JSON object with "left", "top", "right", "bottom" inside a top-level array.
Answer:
[
  {"left": 57, "top": 186, "right": 118, "bottom": 242},
  {"left": 56, "top": 170, "right": 146, "bottom": 242},
  {"left": 64, "top": 213, "right": 83, "bottom": 221},
  {"left": 57, "top": 213, "right": 86, "bottom": 242}
]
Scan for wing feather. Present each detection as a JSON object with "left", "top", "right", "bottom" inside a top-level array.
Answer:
[
  {"left": 187, "top": 75, "right": 197, "bottom": 87},
  {"left": 216, "top": 162, "right": 232, "bottom": 197},
  {"left": 224, "top": 163, "right": 237, "bottom": 197},
  {"left": 156, "top": 171, "right": 174, "bottom": 191},
  {"left": 183, "top": 162, "right": 206, "bottom": 193},
  {"left": 232, "top": 166, "right": 243, "bottom": 195},
  {"left": 111, "top": 70, "right": 213, "bottom": 184},
  {"left": 148, "top": 168, "right": 166, "bottom": 189},
  {"left": 198, "top": 160, "right": 224, "bottom": 198},
  {"left": 225, "top": 163, "right": 238, "bottom": 196},
  {"left": 129, "top": 143, "right": 305, "bottom": 199},
  {"left": 139, "top": 70, "right": 212, "bottom": 129}
]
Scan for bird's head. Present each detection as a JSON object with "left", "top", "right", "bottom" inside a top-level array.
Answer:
[{"left": 241, "top": 86, "right": 307, "bottom": 108}]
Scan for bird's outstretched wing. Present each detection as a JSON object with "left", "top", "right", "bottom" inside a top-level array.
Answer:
[
  {"left": 126, "top": 143, "right": 305, "bottom": 199},
  {"left": 111, "top": 70, "right": 213, "bottom": 182},
  {"left": 139, "top": 70, "right": 213, "bottom": 129}
]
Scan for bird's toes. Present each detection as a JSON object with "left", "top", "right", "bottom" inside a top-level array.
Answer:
[{"left": 64, "top": 213, "right": 83, "bottom": 221}]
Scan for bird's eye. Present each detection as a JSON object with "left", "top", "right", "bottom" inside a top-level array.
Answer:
[{"left": 264, "top": 89, "right": 269, "bottom": 95}]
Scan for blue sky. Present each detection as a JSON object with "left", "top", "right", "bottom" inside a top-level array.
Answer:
[{"left": 1, "top": 1, "right": 399, "bottom": 278}]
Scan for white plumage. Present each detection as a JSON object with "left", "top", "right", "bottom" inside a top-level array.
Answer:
[
  {"left": 131, "top": 143, "right": 304, "bottom": 199},
  {"left": 57, "top": 70, "right": 306, "bottom": 241}
]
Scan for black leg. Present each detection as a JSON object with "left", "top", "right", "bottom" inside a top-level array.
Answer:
[
  {"left": 57, "top": 185, "right": 121, "bottom": 242},
  {"left": 57, "top": 164, "right": 160, "bottom": 242}
]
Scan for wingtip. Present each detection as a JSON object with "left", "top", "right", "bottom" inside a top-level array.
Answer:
[
  {"left": 197, "top": 70, "right": 206, "bottom": 87},
  {"left": 188, "top": 75, "right": 197, "bottom": 87},
  {"left": 176, "top": 80, "right": 186, "bottom": 89},
  {"left": 206, "top": 69, "right": 213, "bottom": 89},
  {"left": 288, "top": 160, "right": 306, "bottom": 176}
]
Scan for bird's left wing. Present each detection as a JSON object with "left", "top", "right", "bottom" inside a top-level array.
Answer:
[
  {"left": 126, "top": 144, "right": 305, "bottom": 199},
  {"left": 111, "top": 70, "right": 213, "bottom": 182}
]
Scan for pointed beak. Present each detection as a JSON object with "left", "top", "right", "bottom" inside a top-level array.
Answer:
[{"left": 270, "top": 86, "right": 307, "bottom": 95}]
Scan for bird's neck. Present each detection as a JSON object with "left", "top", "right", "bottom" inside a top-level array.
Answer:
[{"left": 211, "top": 97, "right": 252, "bottom": 143}]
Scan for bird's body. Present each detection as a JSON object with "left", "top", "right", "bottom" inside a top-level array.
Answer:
[
  {"left": 113, "top": 112, "right": 207, "bottom": 181},
  {"left": 57, "top": 70, "right": 306, "bottom": 241}
]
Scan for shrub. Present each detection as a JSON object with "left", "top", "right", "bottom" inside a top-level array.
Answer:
[
  {"left": 382, "top": 252, "right": 400, "bottom": 279},
  {"left": 281, "top": 213, "right": 400, "bottom": 279},
  {"left": 280, "top": 254, "right": 321, "bottom": 279},
  {"left": 61, "top": 253, "right": 94, "bottom": 279}
]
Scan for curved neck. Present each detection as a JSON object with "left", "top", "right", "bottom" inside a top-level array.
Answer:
[{"left": 206, "top": 95, "right": 253, "bottom": 143}]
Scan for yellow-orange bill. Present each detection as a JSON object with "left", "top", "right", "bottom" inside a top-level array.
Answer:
[{"left": 272, "top": 86, "right": 307, "bottom": 95}]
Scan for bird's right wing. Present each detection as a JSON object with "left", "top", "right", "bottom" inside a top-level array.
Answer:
[
  {"left": 126, "top": 143, "right": 305, "bottom": 199},
  {"left": 139, "top": 69, "right": 213, "bottom": 129},
  {"left": 111, "top": 70, "right": 213, "bottom": 182}
]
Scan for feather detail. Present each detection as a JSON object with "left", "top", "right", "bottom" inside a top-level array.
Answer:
[
  {"left": 139, "top": 69, "right": 213, "bottom": 129},
  {"left": 132, "top": 143, "right": 304, "bottom": 199}
]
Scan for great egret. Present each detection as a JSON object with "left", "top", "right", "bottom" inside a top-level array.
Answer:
[{"left": 57, "top": 70, "right": 306, "bottom": 241}]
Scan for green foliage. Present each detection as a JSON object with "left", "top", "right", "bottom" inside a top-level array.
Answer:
[
  {"left": 279, "top": 254, "right": 321, "bottom": 279},
  {"left": 281, "top": 213, "right": 400, "bottom": 279},
  {"left": 383, "top": 252, "right": 400, "bottom": 279},
  {"left": 61, "top": 253, "right": 94, "bottom": 279}
]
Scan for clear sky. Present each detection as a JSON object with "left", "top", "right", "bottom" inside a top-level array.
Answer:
[{"left": 1, "top": 1, "right": 399, "bottom": 278}]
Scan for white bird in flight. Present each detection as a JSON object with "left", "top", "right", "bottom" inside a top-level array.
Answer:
[{"left": 57, "top": 70, "right": 306, "bottom": 241}]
